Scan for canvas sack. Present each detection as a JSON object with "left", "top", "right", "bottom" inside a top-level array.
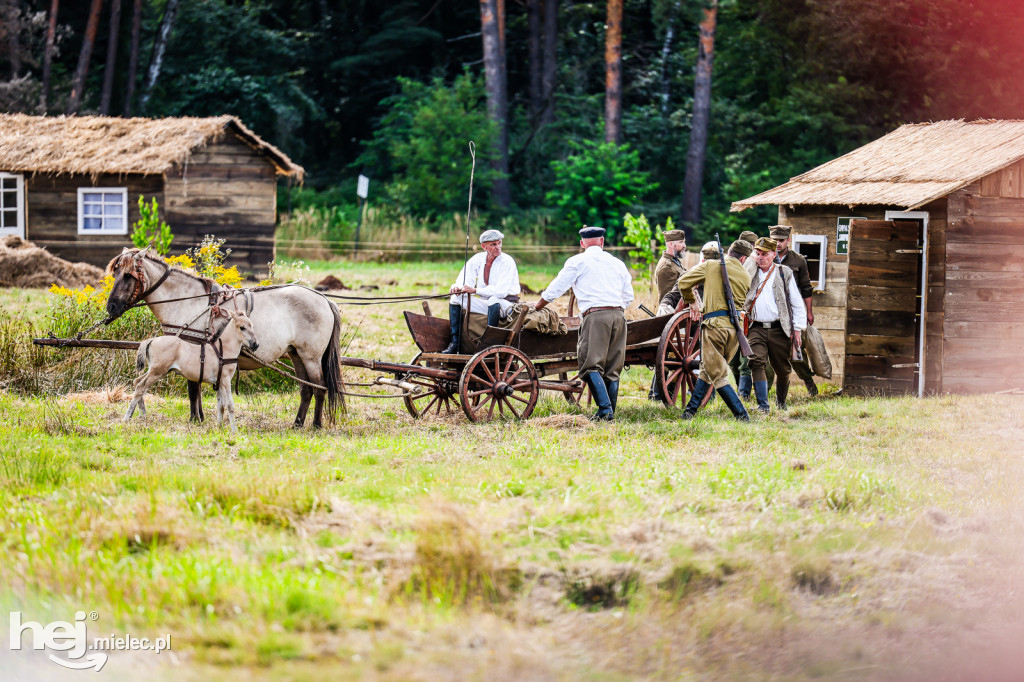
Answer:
[{"left": 802, "top": 325, "right": 832, "bottom": 379}]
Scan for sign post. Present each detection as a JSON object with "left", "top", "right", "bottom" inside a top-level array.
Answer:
[
  {"left": 836, "top": 216, "right": 865, "bottom": 256},
  {"left": 356, "top": 175, "right": 370, "bottom": 252}
]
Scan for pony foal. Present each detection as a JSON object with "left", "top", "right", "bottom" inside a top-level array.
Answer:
[{"left": 125, "top": 310, "right": 259, "bottom": 433}]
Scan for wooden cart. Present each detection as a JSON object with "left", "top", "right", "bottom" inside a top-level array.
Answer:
[{"left": 336, "top": 308, "right": 705, "bottom": 422}]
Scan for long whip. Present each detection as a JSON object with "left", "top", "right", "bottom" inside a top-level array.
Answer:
[{"left": 461, "top": 141, "right": 477, "bottom": 347}]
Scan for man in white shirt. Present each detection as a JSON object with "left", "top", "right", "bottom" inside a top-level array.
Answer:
[
  {"left": 743, "top": 237, "right": 807, "bottom": 413},
  {"left": 443, "top": 229, "right": 521, "bottom": 354},
  {"left": 534, "top": 226, "right": 634, "bottom": 421}
]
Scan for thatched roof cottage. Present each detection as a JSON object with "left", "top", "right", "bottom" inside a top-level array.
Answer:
[
  {"left": 0, "top": 114, "right": 304, "bottom": 272},
  {"left": 732, "top": 119, "right": 1024, "bottom": 396}
]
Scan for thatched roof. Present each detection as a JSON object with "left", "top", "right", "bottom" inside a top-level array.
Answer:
[
  {"left": 731, "top": 119, "right": 1024, "bottom": 212},
  {"left": 0, "top": 114, "right": 304, "bottom": 179}
]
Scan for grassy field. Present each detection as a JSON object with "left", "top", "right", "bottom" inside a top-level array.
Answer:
[{"left": 2, "top": 261, "right": 1024, "bottom": 681}]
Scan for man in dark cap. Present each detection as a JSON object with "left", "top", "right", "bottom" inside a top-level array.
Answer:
[
  {"left": 733, "top": 229, "right": 763, "bottom": 398},
  {"left": 674, "top": 239, "right": 752, "bottom": 421},
  {"left": 535, "top": 226, "right": 634, "bottom": 421},
  {"left": 739, "top": 230, "right": 759, "bottom": 277},
  {"left": 770, "top": 224, "right": 818, "bottom": 396},
  {"left": 744, "top": 237, "right": 806, "bottom": 413},
  {"left": 649, "top": 228, "right": 688, "bottom": 401}
]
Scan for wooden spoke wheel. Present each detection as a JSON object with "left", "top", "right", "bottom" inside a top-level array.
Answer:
[
  {"left": 655, "top": 312, "right": 711, "bottom": 408},
  {"left": 561, "top": 372, "right": 592, "bottom": 409},
  {"left": 459, "top": 345, "right": 539, "bottom": 422},
  {"left": 403, "top": 353, "right": 458, "bottom": 418}
]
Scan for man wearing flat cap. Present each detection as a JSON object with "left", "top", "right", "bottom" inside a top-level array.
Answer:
[
  {"left": 739, "top": 230, "right": 759, "bottom": 278},
  {"left": 732, "top": 229, "right": 763, "bottom": 399},
  {"left": 535, "top": 226, "right": 634, "bottom": 421},
  {"left": 744, "top": 237, "right": 806, "bottom": 413},
  {"left": 443, "top": 229, "right": 521, "bottom": 354},
  {"left": 674, "top": 238, "right": 752, "bottom": 421},
  {"left": 770, "top": 225, "right": 818, "bottom": 396},
  {"left": 654, "top": 229, "right": 688, "bottom": 305}
]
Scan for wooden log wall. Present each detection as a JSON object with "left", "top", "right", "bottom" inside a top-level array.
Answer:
[
  {"left": 163, "top": 132, "right": 279, "bottom": 274},
  {"left": 780, "top": 201, "right": 945, "bottom": 393},
  {"left": 944, "top": 172, "right": 1024, "bottom": 393},
  {"left": 25, "top": 172, "right": 164, "bottom": 268}
]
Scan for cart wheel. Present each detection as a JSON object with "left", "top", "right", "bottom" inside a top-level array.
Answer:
[
  {"left": 403, "top": 353, "right": 457, "bottom": 418},
  {"left": 655, "top": 312, "right": 709, "bottom": 408},
  {"left": 459, "top": 345, "right": 539, "bottom": 422},
  {"left": 561, "top": 372, "right": 592, "bottom": 409}
]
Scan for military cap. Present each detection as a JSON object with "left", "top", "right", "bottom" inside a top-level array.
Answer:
[
  {"left": 730, "top": 239, "right": 753, "bottom": 257},
  {"left": 754, "top": 237, "right": 779, "bottom": 252},
  {"left": 700, "top": 241, "right": 719, "bottom": 259},
  {"left": 664, "top": 229, "right": 686, "bottom": 243},
  {"left": 479, "top": 229, "right": 504, "bottom": 243},
  {"left": 739, "top": 230, "right": 758, "bottom": 245},
  {"left": 768, "top": 224, "right": 792, "bottom": 239},
  {"left": 579, "top": 226, "right": 606, "bottom": 239}
]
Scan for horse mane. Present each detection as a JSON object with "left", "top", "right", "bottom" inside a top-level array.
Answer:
[{"left": 106, "top": 248, "right": 219, "bottom": 290}]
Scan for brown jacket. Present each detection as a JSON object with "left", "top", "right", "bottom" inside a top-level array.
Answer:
[{"left": 654, "top": 251, "right": 686, "bottom": 302}]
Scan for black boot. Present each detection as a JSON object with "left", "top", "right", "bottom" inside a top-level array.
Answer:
[
  {"left": 441, "top": 304, "right": 462, "bottom": 354},
  {"left": 487, "top": 303, "right": 502, "bottom": 327},
  {"left": 804, "top": 378, "right": 818, "bottom": 397},
  {"left": 738, "top": 375, "right": 752, "bottom": 400},
  {"left": 682, "top": 379, "right": 712, "bottom": 420},
  {"left": 648, "top": 375, "right": 663, "bottom": 402},
  {"left": 717, "top": 385, "right": 750, "bottom": 421},
  {"left": 606, "top": 379, "right": 619, "bottom": 413},
  {"left": 754, "top": 380, "right": 770, "bottom": 414},
  {"left": 583, "top": 371, "right": 614, "bottom": 421},
  {"left": 776, "top": 379, "right": 790, "bottom": 410}
]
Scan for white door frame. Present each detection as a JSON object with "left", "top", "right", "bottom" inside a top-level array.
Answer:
[
  {"left": 0, "top": 172, "right": 26, "bottom": 240},
  {"left": 885, "top": 210, "right": 929, "bottom": 397}
]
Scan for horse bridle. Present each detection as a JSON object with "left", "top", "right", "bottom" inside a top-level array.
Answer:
[{"left": 119, "top": 254, "right": 172, "bottom": 308}]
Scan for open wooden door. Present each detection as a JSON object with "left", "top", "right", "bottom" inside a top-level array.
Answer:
[{"left": 843, "top": 220, "right": 923, "bottom": 396}]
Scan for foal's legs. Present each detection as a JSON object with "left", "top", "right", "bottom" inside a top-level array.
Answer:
[
  {"left": 124, "top": 367, "right": 168, "bottom": 421},
  {"left": 216, "top": 374, "right": 237, "bottom": 434}
]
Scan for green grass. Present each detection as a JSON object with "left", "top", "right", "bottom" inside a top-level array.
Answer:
[{"left": 2, "top": 261, "right": 1024, "bottom": 680}]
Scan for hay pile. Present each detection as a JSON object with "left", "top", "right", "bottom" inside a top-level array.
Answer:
[{"left": 0, "top": 235, "right": 104, "bottom": 288}]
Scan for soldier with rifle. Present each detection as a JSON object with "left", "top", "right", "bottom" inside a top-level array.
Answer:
[{"left": 674, "top": 235, "right": 753, "bottom": 421}]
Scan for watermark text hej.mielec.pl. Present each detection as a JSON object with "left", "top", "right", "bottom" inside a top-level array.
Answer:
[{"left": 10, "top": 610, "right": 172, "bottom": 672}]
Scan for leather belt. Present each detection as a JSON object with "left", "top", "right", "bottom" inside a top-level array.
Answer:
[
  {"left": 702, "top": 310, "right": 730, "bottom": 321},
  {"left": 753, "top": 319, "right": 782, "bottom": 328},
  {"left": 582, "top": 305, "right": 622, "bottom": 317}
]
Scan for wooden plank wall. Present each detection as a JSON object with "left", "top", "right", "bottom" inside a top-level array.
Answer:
[
  {"left": 24, "top": 173, "right": 163, "bottom": 268},
  {"left": 782, "top": 202, "right": 946, "bottom": 392},
  {"left": 944, "top": 174, "right": 1024, "bottom": 393},
  {"left": 163, "top": 132, "right": 279, "bottom": 274}
]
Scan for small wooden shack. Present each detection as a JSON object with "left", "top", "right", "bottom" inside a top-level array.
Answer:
[
  {"left": 732, "top": 119, "right": 1024, "bottom": 396},
  {"left": 0, "top": 114, "right": 303, "bottom": 272}
]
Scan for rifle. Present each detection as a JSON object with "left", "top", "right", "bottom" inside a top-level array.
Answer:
[{"left": 715, "top": 233, "right": 753, "bottom": 357}]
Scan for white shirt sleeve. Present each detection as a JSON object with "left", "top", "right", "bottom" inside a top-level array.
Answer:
[
  {"left": 787, "top": 270, "right": 808, "bottom": 331},
  {"left": 541, "top": 256, "right": 580, "bottom": 302},
  {"left": 620, "top": 263, "right": 635, "bottom": 308}
]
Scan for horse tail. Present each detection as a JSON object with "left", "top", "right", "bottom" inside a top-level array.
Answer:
[
  {"left": 321, "top": 300, "right": 346, "bottom": 422},
  {"left": 136, "top": 340, "right": 152, "bottom": 372}
]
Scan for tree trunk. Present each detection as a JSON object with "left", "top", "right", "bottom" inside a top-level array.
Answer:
[
  {"left": 659, "top": 20, "right": 675, "bottom": 117},
  {"left": 99, "top": 0, "right": 121, "bottom": 115},
  {"left": 122, "top": 0, "right": 140, "bottom": 115},
  {"left": 604, "top": 0, "right": 623, "bottom": 144},
  {"left": 541, "top": 0, "right": 557, "bottom": 125},
  {"left": 66, "top": 0, "right": 104, "bottom": 114},
  {"left": 481, "top": 0, "right": 510, "bottom": 209},
  {"left": 5, "top": 0, "right": 21, "bottom": 78},
  {"left": 680, "top": 1, "right": 718, "bottom": 237},
  {"left": 41, "top": 0, "right": 58, "bottom": 110},
  {"left": 139, "top": 0, "right": 180, "bottom": 113},
  {"left": 527, "top": 0, "right": 542, "bottom": 120}
]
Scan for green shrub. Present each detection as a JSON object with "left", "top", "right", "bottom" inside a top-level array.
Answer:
[
  {"left": 546, "top": 140, "right": 656, "bottom": 243},
  {"left": 130, "top": 196, "right": 174, "bottom": 255}
]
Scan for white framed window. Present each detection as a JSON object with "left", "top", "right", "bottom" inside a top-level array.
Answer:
[
  {"left": 77, "top": 187, "right": 128, "bottom": 235},
  {"left": 792, "top": 234, "right": 828, "bottom": 292},
  {"left": 0, "top": 172, "right": 25, "bottom": 239}
]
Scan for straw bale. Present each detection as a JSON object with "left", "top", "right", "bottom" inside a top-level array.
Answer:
[
  {"left": 732, "top": 119, "right": 1024, "bottom": 211},
  {"left": 0, "top": 114, "right": 303, "bottom": 180},
  {"left": 0, "top": 236, "right": 104, "bottom": 289}
]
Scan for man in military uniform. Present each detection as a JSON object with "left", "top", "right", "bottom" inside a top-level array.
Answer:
[
  {"left": 674, "top": 239, "right": 752, "bottom": 421},
  {"left": 744, "top": 237, "right": 807, "bottom": 413},
  {"left": 734, "top": 229, "right": 766, "bottom": 399},
  {"left": 535, "top": 226, "right": 634, "bottom": 421},
  {"left": 770, "top": 225, "right": 818, "bottom": 396},
  {"left": 649, "top": 229, "right": 687, "bottom": 401}
]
